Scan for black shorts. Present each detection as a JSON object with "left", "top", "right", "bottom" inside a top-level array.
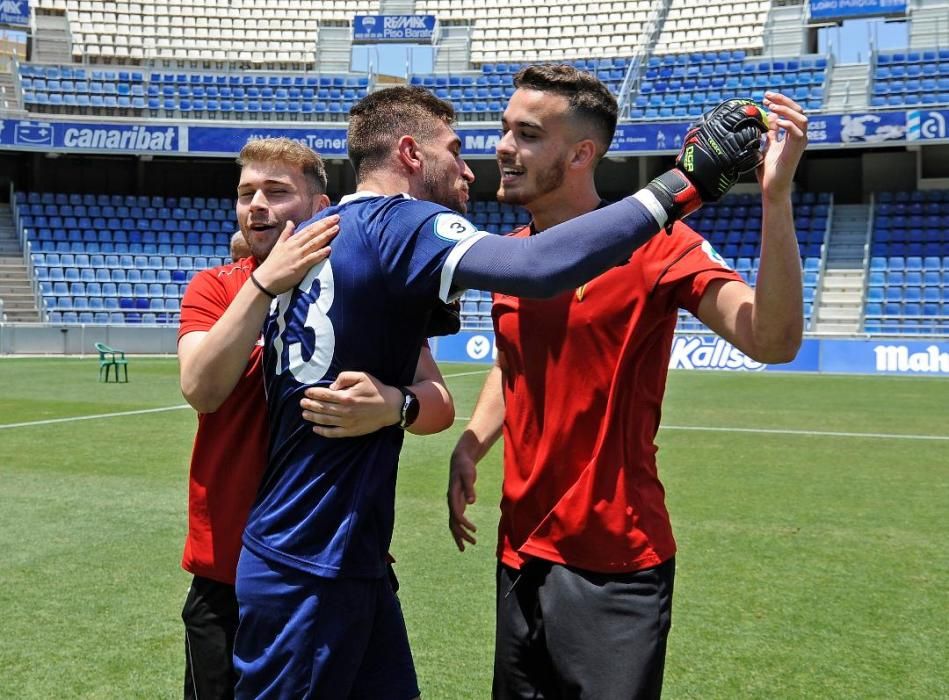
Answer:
[
  {"left": 494, "top": 558, "right": 675, "bottom": 700},
  {"left": 181, "top": 575, "right": 240, "bottom": 700}
]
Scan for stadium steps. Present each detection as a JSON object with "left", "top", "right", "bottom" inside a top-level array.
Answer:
[
  {"left": 814, "top": 204, "right": 871, "bottom": 333},
  {"left": 909, "top": 3, "right": 949, "bottom": 49},
  {"left": 0, "top": 273, "right": 41, "bottom": 322},
  {"left": 824, "top": 63, "right": 870, "bottom": 111},
  {"left": 316, "top": 26, "right": 354, "bottom": 75},
  {"left": 0, "top": 206, "right": 42, "bottom": 322},
  {"left": 31, "top": 11, "right": 73, "bottom": 65},
  {"left": 380, "top": 0, "right": 418, "bottom": 13},
  {"left": 762, "top": 3, "right": 806, "bottom": 59},
  {"left": 434, "top": 24, "right": 473, "bottom": 74},
  {"left": 0, "top": 68, "right": 23, "bottom": 114}
]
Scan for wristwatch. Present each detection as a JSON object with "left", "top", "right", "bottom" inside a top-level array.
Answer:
[{"left": 398, "top": 387, "right": 420, "bottom": 429}]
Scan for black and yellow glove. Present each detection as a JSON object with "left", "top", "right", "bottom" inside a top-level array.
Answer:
[
  {"left": 676, "top": 98, "right": 770, "bottom": 201},
  {"left": 645, "top": 99, "right": 770, "bottom": 226}
]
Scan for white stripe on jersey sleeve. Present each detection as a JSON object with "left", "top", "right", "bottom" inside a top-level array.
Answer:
[{"left": 438, "top": 231, "right": 490, "bottom": 302}]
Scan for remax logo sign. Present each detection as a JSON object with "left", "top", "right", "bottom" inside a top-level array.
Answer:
[
  {"left": 0, "top": 0, "right": 29, "bottom": 26},
  {"left": 352, "top": 14, "right": 436, "bottom": 42}
]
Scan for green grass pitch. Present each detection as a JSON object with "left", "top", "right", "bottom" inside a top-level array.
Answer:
[{"left": 0, "top": 358, "right": 946, "bottom": 698}]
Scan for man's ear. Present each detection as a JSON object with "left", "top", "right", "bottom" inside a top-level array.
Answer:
[
  {"left": 314, "top": 193, "right": 331, "bottom": 211},
  {"left": 396, "top": 135, "right": 423, "bottom": 174},
  {"left": 569, "top": 139, "right": 598, "bottom": 171}
]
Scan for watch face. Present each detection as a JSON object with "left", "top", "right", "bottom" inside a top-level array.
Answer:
[{"left": 401, "top": 389, "right": 420, "bottom": 428}]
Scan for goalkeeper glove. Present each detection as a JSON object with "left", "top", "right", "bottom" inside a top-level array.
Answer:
[
  {"left": 645, "top": 98, "right": 770, "bottom": 226},
  {"left": 424, "top": 299, "right": 461, "bottom": 337}
]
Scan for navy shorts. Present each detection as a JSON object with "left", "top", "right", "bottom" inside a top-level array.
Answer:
[{"left": 233, "top": 547, "right": 419, "bottom": 700}]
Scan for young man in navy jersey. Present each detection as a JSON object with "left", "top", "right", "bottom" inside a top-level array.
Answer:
[
  {"left": 233, "top": 85, "right": 772, "bottom": 698},
  {"left": 447, "top": 66, "right": 808, "bottom": 698},
  {"left": 178, "top": 137, "right": 454, "bottom": 700}
]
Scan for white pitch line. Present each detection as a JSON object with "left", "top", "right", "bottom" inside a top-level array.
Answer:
[
  {"left": 0, "top": 404, "right": 191, "bottom": 430},
  {"left": 0, "top": 373, "right": 492, "bottom": 431},
  {"left": 452, "top": 417, "right": 949, "bottom": 442},
  {"left": 4, "top": 398, "right": 945, "bottom": 443},
  {"left": 656, "top": 424, "right": 949, "bottom": 441},
  {"left": 443, "top": 368, "right": 492, "bottom": 379}
]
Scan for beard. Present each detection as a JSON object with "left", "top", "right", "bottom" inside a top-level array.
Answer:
[
  {"left": 422, "top": 167, "right": 468, "bottom": 214},
  {"left": 496, "top": 156, "right": 567, "bottom": 206}
]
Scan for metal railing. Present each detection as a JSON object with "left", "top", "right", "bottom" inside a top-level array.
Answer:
[
  {"left": 617, "top": 0, "right": 669, "bottom": 119},
  {"left": 811, "top": 194, "right": 834, "bottom": 329},
  {"left": 857, "top": 192, "right": 876, "bottom": 333},
  {"left": 9, "top": 183, "right": 46, "bottom": 322}
]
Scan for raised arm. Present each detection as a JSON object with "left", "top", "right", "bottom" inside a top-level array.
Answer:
[
  {"left": 453, "top": 99, "right": 772, "bottom": 299},
  {"left": 179, "top": 217, "right": 339, "bottom": 413},
  {"left": 448, "top": 361, "right": 506, "bottom": 551},
  {"left": 697, "top": 92, "right": 808, "bottom": 363}
]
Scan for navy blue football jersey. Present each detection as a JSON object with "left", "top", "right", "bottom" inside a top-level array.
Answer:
[{"left": 243, "top": 193, "right": 486, "bottom": 579}]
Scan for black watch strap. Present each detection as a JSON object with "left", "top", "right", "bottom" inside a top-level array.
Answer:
[{"left": 398, "top": 387, "right": 420, "bottom": 429}]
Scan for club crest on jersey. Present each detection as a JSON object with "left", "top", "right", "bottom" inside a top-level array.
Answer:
[
  {"left": 433, "top": 213, "right": 478, "bottom": 242},
  {"left": 701, "top": 240, "right": 730, "bottom": 269}
]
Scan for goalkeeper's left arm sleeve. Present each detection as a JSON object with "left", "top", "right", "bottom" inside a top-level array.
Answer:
[{"left": 452, "top": 189, "right": 675, "bottom": 298}]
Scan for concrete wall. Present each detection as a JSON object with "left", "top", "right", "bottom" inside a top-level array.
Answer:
[{"left": 0, "top": 323, "right": 178, "bottom": 355}]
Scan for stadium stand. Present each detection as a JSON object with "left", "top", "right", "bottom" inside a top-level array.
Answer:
[
  {"left": 14, "top": 190, "right": 232, "bottom": 324},
  {"left": 33, "top": 0, "right": 380, "bottom": 65},
  {"left": 869, "top": 48, "right": 949, "bottom": 108},
  {"left": 631, "top": 52, "right": 826, "bottom": 120},
  {"left": 14, "top": 0, "right": 819, "bottom": 122},
  {"left": 676, "top": 191, "right": 829, "bottom": 333},
  {"left": 18, "top": 64, "right": 370, "bottom": 120},
  {"left": 425, "top": 0, "right": 658, "bottom": 64},
  {"left": 412, "top": 58, "right": 631, "bottom": 120},
  {"left": 4, "top": 4, "right": 947, "bottom": 340},
  {"left": 864, "top": 191, "right": 949, "bottom": 335},
  {"left": 653, "top": 0, "right": 770, "bottom": 54},
  {"left": 17, "top": 51, "right": 827, "bottom": 124},
  {"left": 13, "top": 190, "right": 532, "bottom": 328},
  {"left": 18, "top": 184, "right": 949, "bottom": 335}
]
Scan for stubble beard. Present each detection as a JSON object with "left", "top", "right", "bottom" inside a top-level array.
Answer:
[
  {"left": 496, "top": 157, "right": 567, "bottom": 208},
  {"left": 423, "top": 168, "right": 467, "bottom": 214}
]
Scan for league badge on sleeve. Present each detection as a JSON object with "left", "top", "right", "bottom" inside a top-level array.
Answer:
[
  {"left": 433, "top": 213, "right": 479, "bottom": 242},
  {"left": 701, "top": 240, "right": 730, "bottom": 269}
]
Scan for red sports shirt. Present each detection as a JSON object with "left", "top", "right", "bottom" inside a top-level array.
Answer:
[
  {"left": 178, "top": 257, "right": 268, "bottom": 585},
  {"left": 493, "top": 221, "right": 743, "bottom": 573}
]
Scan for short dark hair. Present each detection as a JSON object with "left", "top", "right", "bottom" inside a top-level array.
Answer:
[
  {"left": 513, "top": 64, "right": 618, "bottom": 158},
  {"left": 347, "top": 86, "right": 456, "bottom": 179},
  {"left": 237, "top": 137, "right": 328, "bottom": 195}
]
